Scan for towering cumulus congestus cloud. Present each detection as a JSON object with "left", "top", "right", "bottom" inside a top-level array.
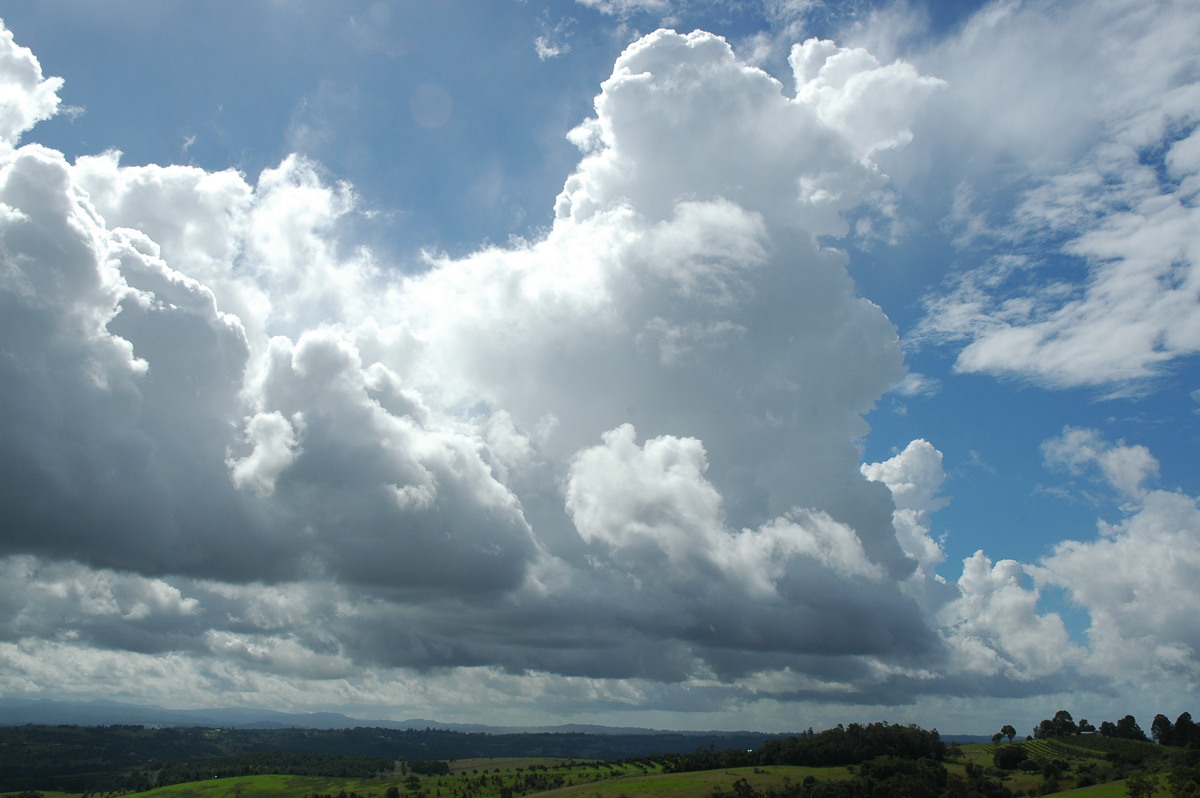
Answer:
[
  {"left": 0, "top": 23, "right": 956, "bottom": 707},
  {"left": 392, "top": 29, "right": 946, "bottom": 679}
]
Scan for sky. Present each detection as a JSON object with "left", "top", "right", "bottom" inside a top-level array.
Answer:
[{"left": 0, "top": 0, "right": 1197, "bottom": 736}]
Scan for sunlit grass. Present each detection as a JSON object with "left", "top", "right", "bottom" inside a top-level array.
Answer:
[
  {"left": 529, "top": 765, "right": 852, "bottom": 798},
  {"left": 12, "top": 745, "right": 1179, "bottom": 798}
]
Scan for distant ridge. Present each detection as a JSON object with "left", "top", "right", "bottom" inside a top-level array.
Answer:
[
  {"left": 0, "top": 697, "right": 369, "bottom": 730},
  {"left": 0, "top": 697, "right": 757, "bottom": 736},
  {"left": 0, "top": 697, "right": 989, "bottom": 742},
  {"left": 941, "top": 734, "right": 998, "bottom": 745}
]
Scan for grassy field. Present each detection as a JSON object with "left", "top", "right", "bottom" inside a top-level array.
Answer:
[
  {"left": 114, "top": 758, "right": 667, "bottom": 798},
  {"left": 1046, "top": 781, "right": 1138, "bottom": 797},
  {"left": 944, "top": 744, "right": 1042, "bottom": 795},
  {"left": 112, "top": 764, "right": 849, "bottom": 798},
  {"left": 6, "top": 759, "right": 853, "bottom": 798},
  {"left": 530, "top": 765, "right": 852, "bottom": 798},
  {"left": 941, "top": 738, "right": 1174, "bottom": 797},
  {"left": 122, "top": 772, "right": 401, "bottom": 798},
  {"left": 5, "top": 743, "right": 1179, "bottom": 798},
  {"left": 7, "top": 763, "right": 1151, "bottom": 798}
]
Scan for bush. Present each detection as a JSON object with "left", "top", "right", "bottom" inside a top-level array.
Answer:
[{"left": 994, "top": 745, "right": 1026, "bottom": 770}]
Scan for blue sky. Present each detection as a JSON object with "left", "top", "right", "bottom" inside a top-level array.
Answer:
[{"left": 0, "top": 0, "right": 1197, "bottom": 736}]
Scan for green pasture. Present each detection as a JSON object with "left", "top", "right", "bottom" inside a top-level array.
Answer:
[
  {"left": 126, "top": 773, "right": 384, "bottom": 798},
  {"left": 1047, "top": 781, "right": 1141, "bottom": 797},
  {"left": 532, "top": 765, "right": 850, "bottom": 798},
  {"left": 6, "top": 742, "right": 1184, "bottom": 798},
  {"left": 12, "top": 761, "right": 1144, "bottom": 798},
  {"left": 943, "top": 739, "right": 1174, "bottom": 797},
  {"left": 117, "top": 757, "right": 664, "bottom": 798},
  {"left": 28, "top": 760, "right": 849, "bottom": 798}
]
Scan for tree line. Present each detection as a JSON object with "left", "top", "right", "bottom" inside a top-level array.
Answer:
[
  {"left": 151, "top": 752, "right": 394, "bottom": 787},
  {"left": 1151, "top": 713, "right": 1200, "bottom": 747},
  {"left": 664, "top": 722, "right": 946, "bottom": 772},
  {"left": 668, "top": 722, "right": 1019, "bottom": 797},
  {"left": 983, "top": 708, "right": 1200, "bottom": 796},
  {"left": 0, "top": 723, "right": 778, "bottom": 792},
  {"left": 989, "top": 709, "right": 1200, "bottom": 745},
  {"left": 709, "top": 756, "right": 1013, "bottom": 798}
]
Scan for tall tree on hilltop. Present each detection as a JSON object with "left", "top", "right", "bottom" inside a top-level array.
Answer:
[
  {"left": 1175, "top": 712, "right": 1198, "bottom": 747},
  {"left": 1152, "top": 714, "right": 1174, "bottom": 745},
  {"left": 1115, "top": 715, "right": 1149, "bottom": 742},
  {"left": 1035, "top": 710, "right": 1079, "bottom": 739}
]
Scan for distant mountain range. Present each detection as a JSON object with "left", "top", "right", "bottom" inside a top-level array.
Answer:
[
  {"left": 0, "top": 696, "right": 991, "bottom": 743},
  {"left": 0, "top": 697, "right": 737, "bottom": 735},
  {"left": 0, "top": 696, "right": 422, "bottom": 731}
]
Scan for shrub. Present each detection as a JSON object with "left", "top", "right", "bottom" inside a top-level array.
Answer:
[{"left": 993, "top": 745, "right": 1026, "bottom": 770}]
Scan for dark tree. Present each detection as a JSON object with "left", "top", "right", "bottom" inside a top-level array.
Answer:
[
  {"left": 993, "top": 745, "right": 1026, "bottom": 770},
  {"left": 856, "top": 755, "right": 947, "bottom": 798},
  {"left": 1001, "top": 724, "right": 1017, "bottom": 743},
  {"left": 1125, "top": 773, "right": 1155, "bottom": 798},
  {"left": 1115, "top": 715, "right": 1149, "bottom": 742},
  {"left": 1053, "top": 710, "right": 1079, "bottom": 736},
  {"left": 1176, "top": 712, "right": 1199, "bottom": 748},
  {"left": 1166, "top": 756, "right": 1200, "bottom": 797},
  {"left": 1152, "top": 714, "right": 1174, "bottom": 745},
  {"left": 1034, "top": 710, "right": 1078, "bottom": 739}
]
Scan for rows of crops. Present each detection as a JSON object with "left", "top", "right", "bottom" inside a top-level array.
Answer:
[
  {"left": 1014, "top": 741, "right": 1070, "bottom": 762},
  {"left": 982, "top": 734, "right": 1161, "bottom": 766},
  {"left": 1048, "top": 735, "right": 1162, "bottom": 759}
]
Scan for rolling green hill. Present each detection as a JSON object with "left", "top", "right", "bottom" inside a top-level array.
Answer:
[{"left": 4, "top": 721, "right": 1197, "bottom": 798}]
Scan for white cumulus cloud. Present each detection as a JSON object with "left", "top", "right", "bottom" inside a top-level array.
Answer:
[
  {"left": 1035, "top": 430, "right": 1200, "bottom": 687},
  {"left": 0, "top": 20, "right": 948, "bottom": 709},
  {"left": 3, "top": 7, "right": 1196, "bottom": 727},
  {"left": 905, "top": 0, "right": 1200, "bottom": 390}
]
